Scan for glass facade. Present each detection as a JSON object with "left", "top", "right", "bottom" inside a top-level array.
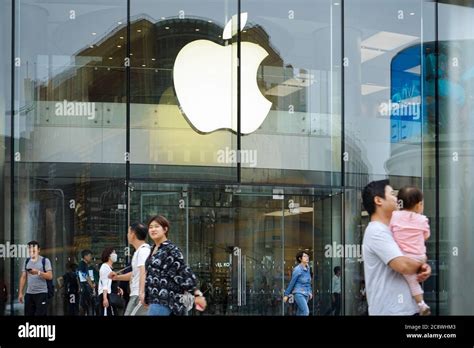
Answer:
[{"left": 0, "top": 0, "right": 472, "bottom": 316}]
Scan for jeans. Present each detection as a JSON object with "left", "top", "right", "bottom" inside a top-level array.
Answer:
[
  {"left": 125, "top": 296, "right": 148, "bottom": 316},
  {"left": 148, "top": 303, "right": 171, "bottom": 316},
  {"left": 294, "top": 293, "right": 310, "bottom": 316}
]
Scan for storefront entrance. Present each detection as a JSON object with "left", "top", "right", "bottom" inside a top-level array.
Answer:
[{"left": 130, "top": 183, "right": 342, "bottom": 315}]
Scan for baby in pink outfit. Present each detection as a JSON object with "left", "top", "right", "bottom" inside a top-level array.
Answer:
[{"left": 390, "top": 186, "right": 431, "bottom": 315}]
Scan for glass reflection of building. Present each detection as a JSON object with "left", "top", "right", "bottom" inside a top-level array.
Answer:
[{"left": 1, "top": 0, "right": 474, "bottom": 316}]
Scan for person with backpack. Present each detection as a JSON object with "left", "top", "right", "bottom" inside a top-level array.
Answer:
[{"left": 18, "top": 241, "right": 54, "bottom": 316}]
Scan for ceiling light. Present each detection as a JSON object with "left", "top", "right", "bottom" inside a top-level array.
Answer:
[
  {"left": 361, "top": 31, "right": 418, "bottom": 51},
  {"left": 361, "top": 47, "right": 385, "bottom": 63},
  {"left": 361, "top": 83, "right": 389, "bottom": 95},
  {"left": 405, "top": 65, "right": 421, "bottom": 74}
]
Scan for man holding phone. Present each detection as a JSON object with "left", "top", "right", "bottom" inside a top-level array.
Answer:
[{"left": 18, "top": 241, "right": 53, "bottom": 316}]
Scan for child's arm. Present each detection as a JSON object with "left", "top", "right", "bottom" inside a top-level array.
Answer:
[{"left": 423, "top": 216, "right": 431, "bottom": 240}]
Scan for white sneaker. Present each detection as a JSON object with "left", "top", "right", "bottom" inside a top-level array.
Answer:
[{"left": 418, "top": 301, "right": 431, "bottom": 316}]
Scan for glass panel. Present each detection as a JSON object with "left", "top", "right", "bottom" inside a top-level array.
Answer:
[
  {"left": 437, "top": 1, "right": 474, "bottom": 315},
  {"left": 344, "top": 0, "right": 428, "bottom": 315},
  {"left": 130, "top": 0, "right": 239, "bottom": 182},
  {"left": 13, "top": 0, "right": 128, "bottom": 315},
  {"left": 0, "top": 0, "right": 12, "bottom": 317},
  {"left": 240, "top": 0, "right": 342, "bottom": 186}
]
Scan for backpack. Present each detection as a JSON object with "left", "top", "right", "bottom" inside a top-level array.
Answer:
[{"left": 25, "top": 257, "right": 55, "bottom": 299}]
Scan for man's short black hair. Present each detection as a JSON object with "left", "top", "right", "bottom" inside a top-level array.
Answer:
[
  {"left": 81, "top": 249, "right": 92, "bottom": 259},
  {"left": 334, "top": 266, "right": 341, "bottom": 274},
  {"left": 130, "top": 222, "right": 148, "bottom": 241},
  {"left": 362, "top": 179, "right": 390, "bottom": 216},
  {"left": 27, "top": 241, "right": 40, "bottom": 248}
]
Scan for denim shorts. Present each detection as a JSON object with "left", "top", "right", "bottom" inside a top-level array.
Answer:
[{"left": 148, "top": 303, "right": 172, "bottom": 316}]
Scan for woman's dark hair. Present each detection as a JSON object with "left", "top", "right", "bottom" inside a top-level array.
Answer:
[
  {"left": 147, "top": 215, "right": 170, "bottom": 236},
  {"left": 296, "top": 250, "right": 309, "bottom": 263},
  {"left": 362, "top": 180, "right": 390, "bottom": 216},
  {"left": 334, "top": 266, "right": 341, "bottom": 275},
  {"left": 398, "top": 186, "right": 423, "bottom": 210},
  {"left": 130, "top": 222, "right": 148, "bottom": 241},
  {"left": 101, "top": 247, "right": 115, "bottom": 263}
]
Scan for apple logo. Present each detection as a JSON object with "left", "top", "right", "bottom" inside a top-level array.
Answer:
[{"left": 173, "top": 13, "right": 272, "bottom": 134}]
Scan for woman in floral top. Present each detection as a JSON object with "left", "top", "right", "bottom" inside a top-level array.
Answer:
[{"left": 144, "top": 215, "right": 207, "bottom": 316}]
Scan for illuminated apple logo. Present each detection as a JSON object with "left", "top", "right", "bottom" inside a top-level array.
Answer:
[{"left": 173, "top": 13, "right": 272, "bottom": 134}]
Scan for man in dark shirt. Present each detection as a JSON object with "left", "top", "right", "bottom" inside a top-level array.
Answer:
[
  {"left": 62, "top": 262, "right": 80, "bottom": 315},
  {"left": 78, "top": 250, "right": 95, "bottom": 316}
]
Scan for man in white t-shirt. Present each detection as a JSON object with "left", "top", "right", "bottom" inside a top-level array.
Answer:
[
  {"left": 109, "top": 222, "right": 150, "bottom": 315},
  {"left": 362, "top": 180, "right": 431, "bottom": 315}
]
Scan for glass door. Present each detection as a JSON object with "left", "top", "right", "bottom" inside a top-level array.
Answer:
[{"left": 130, "top": 184, "right": 338, "bottom": 316}]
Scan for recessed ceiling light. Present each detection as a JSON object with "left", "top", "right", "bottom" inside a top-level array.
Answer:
[
  {"left": 92, "top": 32, "right": 97, "bottom": 36},
  {"left": 410, "top": 12, "right": 415, "bottom": 15},
  {"left": 361, "top": 31, "right": 418, "bottom": 51},
  {"left": 165, "top": 27, "right": 170, "bottom": 30},
  {"left": 118, "top": 21, "right": 122, "bottom": 25},
  {"left": 360, "top": 47, "right": 385, "bottom": 63},
  {"left": 117, "top": 45, "right": 121, "bottom": 48},
  {"left": 120, "top": 36, "right": 124, "bottom": 40},
  {"left": 161, "top": 17, "right": 165, "bottom": 20},
  {"left": 130, "top": 53, "right": 133, "bottom": 56},
  {"left": 208, "top": 20, "right": 213, "bottom": 23},
  {"left": 109, "top": 57, "right": 113, "bottom": 60},
  {"left": 195, "top": 28, "right": 200, "bottom": 31},
  {"left": 142, "top": 64, "right": 146, "bottom": 67},
  {"left": 151, "top": 58, "right": 156, "bottom": 61},
  {"left": 137, "top": 29, "right": 142, "bottom": 32},
  {"left": 89, "top": 45, "right": 94, "bottom": 48},
  {"left": 361, "top": 84, "right": 389, "bottom": 95},
  {"left": 334, "top": 2, "right": 340, "bottom": 5}
]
